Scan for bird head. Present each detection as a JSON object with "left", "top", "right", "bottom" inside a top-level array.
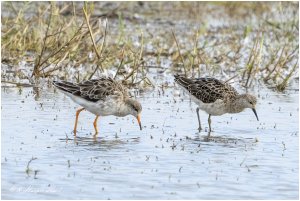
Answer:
[
  {"left": 126, "top": 98, "right": 142, "bottom": 130},
  {"left": 239, "top": 94, "right": 259, "bottom": 121}
]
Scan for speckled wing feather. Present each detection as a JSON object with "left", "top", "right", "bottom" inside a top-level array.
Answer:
[
  {"left": 174, "top": 75, "right": 238, "bottom": 103},
  {"left": 53, "top": 77, "right": 128, "bottom": 102}
]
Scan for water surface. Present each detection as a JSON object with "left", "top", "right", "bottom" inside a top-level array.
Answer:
[{"left": 1, "top": 84, "right": 298, "bottom": 199}]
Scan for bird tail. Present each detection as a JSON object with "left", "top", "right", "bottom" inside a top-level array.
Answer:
[{"left": 52, "top": 80, "right": 79, "bottom": 94}]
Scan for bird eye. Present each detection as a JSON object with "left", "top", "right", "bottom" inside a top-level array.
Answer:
[
  {"left": 249, "top": 101, "right": 253, "bottom": 105},
  {"left": 132, "top": 106, "right": 138, "bottom": 112}
]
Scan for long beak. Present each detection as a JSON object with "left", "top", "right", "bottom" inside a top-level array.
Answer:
[
  {"left": 252, "top": 108, "right": 259, "bottom": 121},
  {"left": 136, "top": 114, "right": 142, "bottom": 130}
]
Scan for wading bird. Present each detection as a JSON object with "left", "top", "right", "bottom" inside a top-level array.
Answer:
[
  {"left": 53, "top": 77, "right": 142, "bottom": 136},
  {"left": 174, "top": 75, "right": 259, "bottom": 136}
]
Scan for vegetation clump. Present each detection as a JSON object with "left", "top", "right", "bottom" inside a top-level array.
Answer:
[{"left": 1, "top": 2, "right": 298, "bottom": 91}]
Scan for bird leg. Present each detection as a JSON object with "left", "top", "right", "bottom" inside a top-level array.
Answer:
[
  {"left": 74, "top": 108, "right": 85, "bottom": 136},
  {"left": 208, "top": 114, "right": 212, "bottom": 136},
  {"left": 93, "top": 134, "right": 98, "bottom": 142},
  {"left": 196, "top": 107, "right": 202, "bottom": 131},
  {"left": 93, "top": 115, "right": 99, "bottom": 134}
]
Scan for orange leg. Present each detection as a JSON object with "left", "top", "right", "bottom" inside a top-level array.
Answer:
[
  {"left": 73, "top": 108, "right": 85, "bottom": 136},
  {"left": 93, "top": 115, "right": 99, "bottom": 134}
]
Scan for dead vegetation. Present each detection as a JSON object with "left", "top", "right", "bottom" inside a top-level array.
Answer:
[
  {"left": 1, "top": 1, "right": 299, "bottom": 91},
  {"left": 2, "top": 2, "right": 153, "bottom": 87}
]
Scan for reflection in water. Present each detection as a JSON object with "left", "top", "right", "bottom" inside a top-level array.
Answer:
[
  {"left": 195, "top": 134, "right": 254, "bottom": 143},
  {"left": 33, "top": 86, "right": 40, "bottom": 101},
  {"left": 59, "top": 135, "right": 140, "bottom": 150},
  {"left": 174, "top": 133, "right": 257, "bottom": 151}
]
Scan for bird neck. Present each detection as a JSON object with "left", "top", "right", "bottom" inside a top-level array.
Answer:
[
  {"left": 117, "top": 98, "right": 133, "bottom": 117},
  {"left": 228, "top": 95, "right": 246, "bottom": 114}
]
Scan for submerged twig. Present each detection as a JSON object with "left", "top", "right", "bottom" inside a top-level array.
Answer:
[
  {"left": 171, "top": 29, "right": 187, "bottom": 76},
  {"left": 25, "top": 157, "right": 37, "bottom": 174},
  {"left": 276, "top": 58, "right": 298, "bottom": 91},
  {"left": 225, "top": 74, "right": 239, "bottom": 83},
  {"left": 113, "top": 49, "right": 125, "bottom": 79},
  {"left": 264, "top": 45, "right": 286, "bottom": 82}
]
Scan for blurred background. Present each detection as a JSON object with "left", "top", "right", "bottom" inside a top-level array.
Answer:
[{"left": 1, "top": 1, "right": 299, "bottom": 90}]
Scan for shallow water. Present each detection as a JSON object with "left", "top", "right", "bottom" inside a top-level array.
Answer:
[{"left": 1, "top": 83, "right": 299, "bottom": 199}]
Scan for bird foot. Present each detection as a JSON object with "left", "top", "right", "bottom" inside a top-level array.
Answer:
[
  {"left": 204, "top": 128, "right": 212, "bottom": 133},
  {"left": 72, "top": 130, "right": 77, "bottom": 137},
  {"left": 93, "top": 133, "right": 98, "bottom": 142},
  {"left": 198, "top": 127, "right": 202, "bottom": 132}
]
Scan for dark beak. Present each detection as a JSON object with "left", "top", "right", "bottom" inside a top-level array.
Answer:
[
  {"left": 136, "top": 114, "right": 142, "bottom": 130},
  {"left": 252, "top": 108, "right": 259, "bottom": 121}
]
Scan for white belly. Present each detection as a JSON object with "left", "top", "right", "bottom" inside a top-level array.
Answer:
[
  {"left": 179, "top": 86, "right": 227, "bottom": 116},
  {"left": 194, "top": 97, "right": 227, "bottom": 116},
  {"left": 67, "top": 93, "right": 121, "bottom": 116}
]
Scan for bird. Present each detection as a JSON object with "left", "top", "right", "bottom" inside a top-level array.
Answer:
[
  {"left": 52, "top": 77, "right": 142, "bottom": 136},
  {"left": 174, "top": 74, "right": 259, "bottom": 136}
]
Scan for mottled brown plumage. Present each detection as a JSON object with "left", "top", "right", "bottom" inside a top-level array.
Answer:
[
  {"left": 174, "top": 75, "right": 238, "bottom": 103},
  {"left": 174, "top": 74, "right": 259, "bottom": 135},
  {"left": 53, "top": 77, "right": 128, "bottom": 102},
  {"left": 53, "top": 77, "right": 142, "bottom": 136}
]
